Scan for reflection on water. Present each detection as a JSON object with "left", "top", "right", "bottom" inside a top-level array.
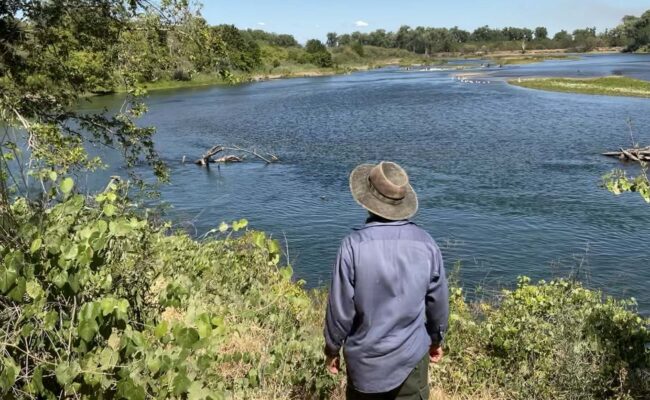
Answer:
[{"left": 84, "top": 54, "right": 650, "bottom": 311}]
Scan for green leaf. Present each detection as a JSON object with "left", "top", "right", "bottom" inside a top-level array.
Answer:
[
  {"left": 267, "top": 239, "right": 281, "bottom": 255},
  {"left": 218, "top": 222, "right": 229, "bottom": 233},
  {"left": 172, "top": 373, "right": 192, "bottom": 395},
  {"left": 196, "top": 319, "right": 212, "bottom": 339},
  {"left": 232, "top": 218, "right": 248, "bottom": 232},
  {"left": 78, "top": 319, "right": 99, "bottom": 342},
  {"left": 60, "top": 177, "right": 74, "bottom": 194},
  {"left": 147, "top": 355, "right": 161, "bottom": 374},
  {"left": 26, "top": 280, "right": 43, "bottom": 300},
  {"left": 252, "top": 232, "right": 266, "bottom": 248},
  {"left": 0, "top": 357, "right": 19, "bottom": 392},
  {"left": 154, "top": 321, "right": 169, "bottom": 339},
  {"left": 280, "top": 266, "right": 293, "bottom": 281},
  {"left": 55, "top": 362, "right": 79, "bottom": 386},
  {"left": 48, "top": 170, "right": 58, "bottom": 181},
  {"left": 99, "top": 348, "right": 119, "bottom": 370},
  {"left": 61, "top": 243, "right": 79, "bottom": 260},
  {"left": 175, "top": 327, "right": 200, "bottom": 348},
  {"left": 116, "top": 378, "right": 145, "bottom": 400},
  {"left": 103, "top": 203, "right": 116, "bottom": 217},
  {"left": 30, "top": 237, "right": 42, "bottom": 254},
  {"left": 188, "top": 381, "right": 211, "bottom": 400},
  {"left": 8, "top": 277, "right": 26, "bottom": 301},
  {"left": 28, "top": 365, "right": 45, "bottom": 394},
  {"left": 0, "top": 267, "right": 18, "bottom": 294},
  {"left": 109, "top": 219, "right": 132, "bottom": 237},
  {"left": 52, "top": 270, "right": 68, "bottom": 289}
]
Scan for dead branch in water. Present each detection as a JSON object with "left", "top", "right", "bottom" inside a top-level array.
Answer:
[
  {"left": 602, "top": 146, "right": 650, "bottom": 162},
  {"left": 194, "top": 145, "right": 279, "bottom": 166}
]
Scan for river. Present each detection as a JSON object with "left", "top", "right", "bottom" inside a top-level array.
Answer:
[{"left": 86, "top": 53, "right": 650, "bottom": 311}]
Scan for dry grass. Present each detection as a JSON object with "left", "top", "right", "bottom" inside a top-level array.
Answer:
[{"left": 510, "top": 76, "right": 650, "bottom": 97}]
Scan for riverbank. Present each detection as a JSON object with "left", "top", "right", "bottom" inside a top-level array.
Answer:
[
  {"left": 120, "top": 47, "right": 634, "bottom": 93},
  {"left": 510, "top": 76, "right": 650, "bottom": 98},
  {"left": 5, "top": 190, "right": 649, "bottom": 399},
  {"left": 133, "top": 65, "right": 380, "bottom": 93}
]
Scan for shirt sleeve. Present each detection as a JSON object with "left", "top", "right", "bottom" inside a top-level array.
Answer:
[
  {"left": 425, "top": 243, "right": 449, "bottom": 347},
  {"left": 323, "top": 237, "right": 356, "bottom": 357}
]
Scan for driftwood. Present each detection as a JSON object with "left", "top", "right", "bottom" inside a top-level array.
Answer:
[
  {"left": 215, "top": 155, "right": 242, "bottom": 163},
  {"left": 194, "top": 145, "right": 279, "bottom": 166},
  {"left": 602, "top": 146, "right": 650, "bottom": 162}
]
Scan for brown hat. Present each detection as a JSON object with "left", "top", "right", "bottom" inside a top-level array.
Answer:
[{"left": 349, "top": 161, "right": 418, "bottom": 221}]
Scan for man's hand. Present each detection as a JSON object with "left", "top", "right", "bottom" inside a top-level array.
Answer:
[
  {"left": 325, "top": 354, "right": 340, "bottom": 374},
  {"left": 429, "top": 344, "right": 444, "bottom": 363}
]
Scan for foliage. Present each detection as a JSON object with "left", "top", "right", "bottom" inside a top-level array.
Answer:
[
  {"left": 212, "top": 25, "right": 262, "bottom": 72},
  {"left": 0, "top": 0, "right": 234, "bottom": 195},
  {"left": 0, "top": 183, "right": 338, "bottom": 399},
  {"left": 617, "top": 10, "right": 650, "bottom": 52},
  {"left": 604, "top": 169, "right": 650, "bottom": 203},
  {"left": 2, "top": 190, "right": 648, "bottom": 399},
  {"left": 304, "top": 40, "right": 333, "bottom": 68},
  {"left": 431, "top": 277, "right": 650, "bottom": 400}
]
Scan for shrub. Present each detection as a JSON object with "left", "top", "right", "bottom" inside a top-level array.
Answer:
[
  {"left": 432, "top": 277, "right": 650, "bottom": 399},
  {"left": 1, "top": 179, "right": 648, "bottom": 399},
  {"left": 0, "top": 180, "right": 337, "bottom": 399}
]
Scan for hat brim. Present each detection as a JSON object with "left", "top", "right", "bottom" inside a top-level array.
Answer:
[{"left": 349, "top": 164, "right": 418, "bottom": 221}]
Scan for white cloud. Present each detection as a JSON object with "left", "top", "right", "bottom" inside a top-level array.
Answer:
[
  {"left": 257, "top": 22, "right": 266, "bottom": 26},
  {"left": 355, "top": 20, "right": 369, "bottom": 27}
]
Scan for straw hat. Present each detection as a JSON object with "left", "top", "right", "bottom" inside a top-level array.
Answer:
[{"left": 349, "top": 161, "right": 418, "bottom": 221}]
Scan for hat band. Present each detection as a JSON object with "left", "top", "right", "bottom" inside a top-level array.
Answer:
[{"left": 368, "top": 177, "right": 404, "bottom": 205}]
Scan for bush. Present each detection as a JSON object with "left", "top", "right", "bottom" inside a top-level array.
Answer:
[
  {"left": 172, "top": 69, "right": 192, "bottom": 81},
  {"left": 432, "top": 276, "right": 650, "bottom": 399},
  {"left": 0, "top": 179, "right": 337, "bottom": 399},
  {"left": 1, "top": 179, "right": 648, "bottom": 399}
]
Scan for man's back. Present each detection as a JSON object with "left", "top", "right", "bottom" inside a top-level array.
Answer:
[{"left": 325, "top": 219, "right": 448, "bottom": 394}]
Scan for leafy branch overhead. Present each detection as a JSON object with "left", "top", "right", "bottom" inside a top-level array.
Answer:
[{"left": 0, "top": 0, "right": 231, "bottom": 191}]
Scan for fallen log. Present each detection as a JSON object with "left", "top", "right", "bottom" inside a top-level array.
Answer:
[
  {"left": 602, "top": 146, "right": 650, "bottom": 162},
  {"left": 195, "top": 145, "right": 224, "bottom": 165},
  {"left": 194, "top": 144, "right": 279, "bottom": 166},
  {"left": 214, "top": 155, "right": 243, "bottom": 163}
]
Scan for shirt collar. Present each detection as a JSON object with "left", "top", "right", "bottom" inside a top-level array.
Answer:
[{"left": 353, "top": 219, "right": 414, "bottom": 230}]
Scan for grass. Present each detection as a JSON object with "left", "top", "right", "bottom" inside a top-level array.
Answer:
[
  {"left": 510, "top": 76, "right": 650, "bottom": 97},
  {"left": 489, "top": 54, "right": 579, "bottom": 65}
]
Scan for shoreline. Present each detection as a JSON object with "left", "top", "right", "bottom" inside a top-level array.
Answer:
[
  {"left": 508, "top": 76, "right": 650, "bottom": 98},
  {"left": 97, "top": 48, "right": 645, "bottom": 95}
]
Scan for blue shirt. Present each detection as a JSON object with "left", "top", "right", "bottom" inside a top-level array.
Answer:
[{"left": 324, "top": 219, "right": 449, "bottom": 393}]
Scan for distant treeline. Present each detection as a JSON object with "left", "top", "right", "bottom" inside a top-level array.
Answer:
[
  {"left": 5, "top": 5, "right": 646, "bottom": 95},
  {"left": 324, "top": 10, "right": 650, "bottom": 54}
]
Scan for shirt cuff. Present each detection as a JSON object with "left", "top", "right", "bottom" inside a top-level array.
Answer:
[
  {"left": 429, "top": 330, "right": 445, "bottom": 347},
  {"left": 324, "top": 343, "right": 340, "bottom": 357}
]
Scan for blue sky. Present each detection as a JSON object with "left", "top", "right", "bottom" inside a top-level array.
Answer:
[{"left": 200, "top": 0, "right": 648, "bottom": 43}]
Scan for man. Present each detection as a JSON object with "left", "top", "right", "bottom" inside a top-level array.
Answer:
[{"left": 324, "top": 161, "right": 449, "bottom": 399}]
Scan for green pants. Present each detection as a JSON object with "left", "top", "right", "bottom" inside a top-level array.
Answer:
[{"left": 346, "top": 354, "right": 429, "bottom": 400}]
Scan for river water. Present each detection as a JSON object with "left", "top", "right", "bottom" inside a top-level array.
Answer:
[{"left": 86, "top": 54, "right": 650, "bottom": 311}]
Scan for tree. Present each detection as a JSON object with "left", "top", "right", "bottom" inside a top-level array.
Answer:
[
  {"left": 273, "top": 34, "right": 299, "bottom": 47},
  {"left": 305, "top": 39, "right": 327, "bottom": 54},
  {"left": 471, "top": 25, "right": 505, "bottom": 42},
  {"left": 395, "top": 25, "right": 413, "bottom": 50},
  {"left": 338, "top": 33, "right": 352, "bottom": 46},
  {"left": 351, "top": 41, "right": 364, "bottom": 57},
  {"left": 450, "top": 26, "right": 470, "bottom": 43},
  {"left": 326, "top": 32, "right": 338, "bottom": 47},
  {"left": 213, "top": 24, "right": 262, "bottom": 72},
  {"left": 553, "top": 29, "right": 573, "bottom": 47},
  {"left": 535, "top": 26, "right": 548, "bottom": 40},
  {"left": 304, "top": 39, "right": 332, "bottom": 67},
  {"left": 620, "top": 10, "right": 650, "bottom": 51}
]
